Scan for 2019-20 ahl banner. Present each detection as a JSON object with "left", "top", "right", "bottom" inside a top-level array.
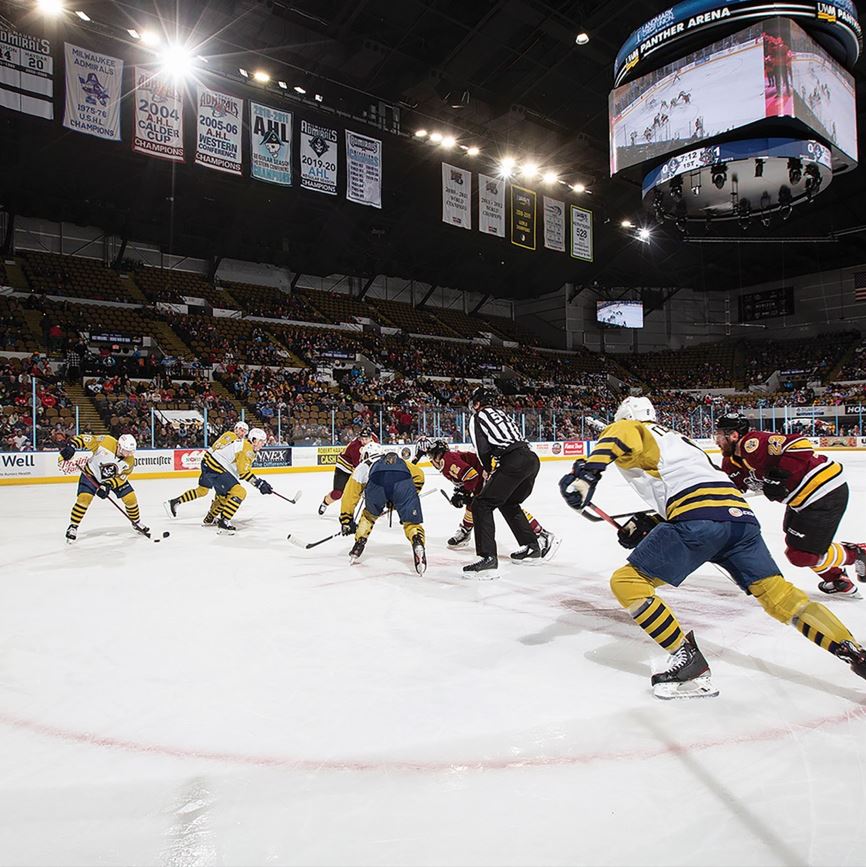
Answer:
[
  {"left": 345, "top": 130, "right": 382, "bottom": 208},
  {"left": 299, "top": 120, "right": 338, "bottom": 194},
  {"left": 63, "top": 43, "right": 123, "bottom": 140},
  {"left": 250, "top": 101, "right": 292, "bottom": 186},
  {"left": 442, "top": 163, "right": 471, "bottom": 230},
  {"left": 0, "top": 26, "right": 54, "bottom": 119},
  {"left": 132, "top": 67, "right": 184, "bottom": 162},
  {"left": 478, "top": 174, "right": 505, "bottom": 237},
  {"left": 543, "top": 196, "right": 565, "bottom": 252},
  {"left": 194, "top": 85, "right": 242, "bottom": 175}
]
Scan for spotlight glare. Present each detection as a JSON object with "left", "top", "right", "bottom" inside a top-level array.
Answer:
[
  {"left": 253, "top": 70, "right": 270, "bottom": 83},
  {"left": 441, "top": 135, "right": 456, "bottom": 149},
  {"left": 521, "top": 162, "right": 538, "bottom": 179},
  {"left": 293, "top": 85, "right": 306, "bottom": 94},
  {"left": 74, "top": 10, "right": 91, "bottom": 21},
  {"left": 140, "top": 30, "right": 161, "bottom": 47},
  {"left": 467, "top": 146, "right": 480, "bottom": 156},
  {"left": 575, "top": 32, "right": 590, "bottom": 45},
  {"left": 415, "top": 129, "right": 428, "bottom": 138},
  {"left": 638, "top": 227, "right": 651, "bottom": 241},
  {"left": 501, "top": 156, "right": 516, "bottom": 171},
  {"left": 160, "top": 44, "right": 193, "bottom": 79},
  {"left": 620, "top": 219, "right": 633, "bottom": 228},
  {"left": 542, "top": 171, "right": 558, "bottom": 184},
  {"left": 37, "top": 0, "right": 63, "bottom": 15},
  {"left": 429, "top": 132, "right": 443, "bottom": 143},
  {"left": 572, "top": 182, "right": 585, "bottom": 193}
]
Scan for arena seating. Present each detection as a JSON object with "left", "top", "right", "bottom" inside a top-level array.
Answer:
[
  {"left": 299, "top": 287, "right": 388, "bottom": 325},
  {"left": 19, "top": 251, "right": 130, "bottom": 303},
  {"left": 744, "top": 331, "right": 859, "bottom": 384},
  {"left": 367, "top": 298, "right": 459, "bottom": 338},
  {"left": 619, "top": 341, "right": 738, "bottom": 389},
  {"left": 217, "top": 280, "right": 329, "bottom": 324},
  {"left": 133, "top": 267, "right": 240, "bottom": 308}
]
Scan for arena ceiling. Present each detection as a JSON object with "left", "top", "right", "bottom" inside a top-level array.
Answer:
[{"left": 1, "top": 0, "right": 865, "bottom": 298}]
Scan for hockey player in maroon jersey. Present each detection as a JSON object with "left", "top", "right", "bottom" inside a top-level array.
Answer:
[
  {"left": 318, "top": 426, "right": 378, "bottom": 515},
  {"left": 416, "top": 438, "right": 560, "bottom": 561},
  {"left": 715, "top": 413, "right": 866, "bottom": 596}
]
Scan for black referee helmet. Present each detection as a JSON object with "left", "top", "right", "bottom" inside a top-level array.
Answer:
[{"left": 469, "top": 386, "right": 498, "bottom": 409}]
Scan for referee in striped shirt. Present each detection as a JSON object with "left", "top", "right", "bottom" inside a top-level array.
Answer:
[{"left": 465, "top": 386, "right": 541, "bottom": 578}]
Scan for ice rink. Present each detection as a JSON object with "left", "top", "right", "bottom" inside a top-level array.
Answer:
[{"left": 1, "top": 456, "right": 866, "bottom": 866}]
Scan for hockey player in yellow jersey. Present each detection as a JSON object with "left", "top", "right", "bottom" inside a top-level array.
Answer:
[
  {"left": 59, "top": 433, "right": 147, "bottom": 542},
  {"left": 164, "top": 421, "right": 250, "bottom": 523},
  {"left": 340, "top": 442, "right": 427, "bottom": 575},
  {"left": 166, "top": 425, "right": 271, "bottom": 533},
  {"left": 558, "top": 396, "right": 866, "bottom": 698}
]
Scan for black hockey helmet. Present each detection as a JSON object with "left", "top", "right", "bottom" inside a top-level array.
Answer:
[
  {"left": 715, "top": 413, "right": 750, "bottom": 437},
  {"left": 359, "top": 425, "right": 374, "bottom": 439},
  {"left": 428, "top": 439, "right": 449, "bottom": 461},
  {"left": 469, "top": 385, "right": 498, "bottom": 409}
]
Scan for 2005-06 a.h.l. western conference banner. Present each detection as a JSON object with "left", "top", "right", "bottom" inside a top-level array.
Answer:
[
  {"left": 345, "top": 130, "right": 382, "bottom": 208},
  {"left": 195, "top": 84, "right": 242, "bottom": 175},
  {"left": 250, "top": 101, "right": 292, "bottom": 186},
  {"left": 132, "top": 67, "right": 184, "bottom": 162},
  {"left": 442, "top": 163, "right": 471, "bottom": 230},
  {"left": 478, "top": 174, "right": 505, "bottom": 237},
  {"left": 63, "top": 43, "right": 123, "bottom": 140},
  {"left": 299, "top": 120, "right": 338, "bottom": 194}
]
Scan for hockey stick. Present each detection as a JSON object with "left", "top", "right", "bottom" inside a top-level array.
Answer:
[
  {"left": 580, "top": 507, "right": 657, "bottom": 524},
  {"left": 287, "top": 495, "right": 366, "bottom": 549},
  {"left": 79, "top": 474, "right": 169, "bottom": 543},
  {"left": 272, "top": 488, "right": 303, "bottom": 505}
]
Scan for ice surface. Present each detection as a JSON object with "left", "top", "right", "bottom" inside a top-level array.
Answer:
[{"left": 1, "top": 458, "right": 865, "bottom": 866}]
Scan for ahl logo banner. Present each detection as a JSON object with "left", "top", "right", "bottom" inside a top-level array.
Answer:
[
  {"left": 63, "top": 43, "right": 123, "bottom": 141},
  {"left": 132, "top": 67, "right": 184, "bottom": 162},
  {"left": 250, "top": 102, "right": 292, "bottom": 186}
]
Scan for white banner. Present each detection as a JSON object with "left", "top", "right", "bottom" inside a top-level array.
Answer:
[
  {"left": 345, "top": 130, "right": 382, "bottom": 208},
  {"left": 0, "top": 26, "right": 53, "bottom": 119},
  {"left": 543, "top": 196, "right": 565, "bottom": 252},
  {"left": 250, "top": 101, "right": 292, "bottom": 186},
  {"left": 442, "top": 163, "right": 471, "bottom": 230},
  {"left": 63, "top": 43, "right": 123, "bottom": 140},
  {"left": 570, "top": 205, "right": 593, "bottom": 262},
  {"left": 478, "top": 173, "right": 505, "bottom": 237},
  {"left": 299, "top": 119, "right": 338, "bottom": 195},
  {"left": 194, "top": 85, "right": 242, "bottom": 175},
  {"left": 132, "top": 66, "right": 184, "bottom": 162}
]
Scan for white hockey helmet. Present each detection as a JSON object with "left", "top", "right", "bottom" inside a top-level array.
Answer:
[
  {"left": 614, "top": 396, "right": 657, "bottom": 422},
  {"left": 361, "top": 441, "right": 383, "bottom": 462},
  {"left": 248, "top": 427, "right": 267, "bottom": 449},
  {"left": 234, "top": 420, "right": 250, "bottom": 436},
  {"left": 117, "top": 434, "right": 137, "bottom": 455}
]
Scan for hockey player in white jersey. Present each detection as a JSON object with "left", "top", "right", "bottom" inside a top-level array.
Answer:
[{"left": 558, "top": 396, "right": 866, "bottom": 698}]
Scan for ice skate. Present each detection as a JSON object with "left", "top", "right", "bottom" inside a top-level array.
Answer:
[
  {"left": 412, "top": 533, "right": 427, "bottom": 576},
  {"left": 65, "top": 524, "right": 77, "bottom": 544},
  {"left": 349, "top": 537, "right": 367, "bottom": 564},
  {"left": 318, "top": 501, "right": 329, "bottom": 516},
  {"left": 447, "top": 525, "right": 472, "bottom": 548},
  {"left": 539, "top": 530, "right": 561, "bottom": 562},
  {"left": 818, "top": 574, "right": 860, "bottom": 597},
  {"left": 462, "top": 556, "right": 500, "bottom": 580},
  {"left": 202, "top": 512, "right": 217, "bottom": 527},
  {"left": 216, "top": 517, "right": 237, "bottom": 535},
  {"left": 843, "top": 542, "right": 866, "bottom": 582},
  {"left": 835, "top": 640, "right": 866, "bottom": 680},
  {"left": 510, "top": 542, "right": 542, "bottom": 562},
  {"left": 131, "top": 521, "right": 150, "bottom": 538},
  {"left": 164, "top": 498, "right": 179, "bottom": 519},
  {"left": 651, "top": 631, "right": 719, "bottom": 700}
]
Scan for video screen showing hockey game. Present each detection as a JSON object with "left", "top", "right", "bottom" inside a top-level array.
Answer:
[
  {"left": 609, "top": 22, "right": 767, "bottom": 175},
  {"left": 597, "top": 300, "right": 643, "bottom": 328}
]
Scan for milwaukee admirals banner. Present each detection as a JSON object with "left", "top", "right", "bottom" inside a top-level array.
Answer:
[
  {"left": 63, "top": 43, "right": 123, "bottom": 140},
  {"left": 194, "top": 85, "right": 242, "bottom": 175},
  {"left": 0, "top": 26, "right": 54, "bottom": 120},
  {"left": 442, "top": 163, "right": 471, "bottom": 230},
  {"left": 478, "top": 174, "right": 505, "bottom": 237},
  {"left": 299, "top": 120, "right": 338, "bottom": 195},
  {"left": 132, "top": 67, "right": 184, "bottom": 162},
  {"left": 543, "top": 196, "right": 565, "bottom": 252},
  {"left": 345, "top": 130, "right": 382, "bottom": 208},
  {"left": 250, "top": 101, "right": 292, "bottom": 186}
]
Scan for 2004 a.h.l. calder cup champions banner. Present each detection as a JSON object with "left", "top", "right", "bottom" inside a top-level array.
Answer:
[
  {"left": 345, "top": 130, "right": 382, "bottom": 208},
  {"left": 442, "top": 163, "right": 471, "bottom": 230},
  {"left": 510, "top": 184, "right": 536, "bottom": 250},
  {"left": 63, "top": 43, "right": 123, "bottom": 140},
  {"left": 543, "top": 196, "right": 565, "bottom": 252},
  {"left": 0, "top": 26, "right": 54, "bottom": 119},
  {"left": 194, "top": 85, "right": 242, "bottom": 175},
  {"left": 478, "top": 173, "right": 505, "bottom": 237},
  {"left": 132, "top": 67, "right": 184, "bottom": 162},
  {"left": 250, "top": 101, "right": 292, "bottom": 186},
  {"left": 299, "top": 120, "right": 338, "bottom": 194}
]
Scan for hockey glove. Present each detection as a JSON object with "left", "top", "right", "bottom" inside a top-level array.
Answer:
[
  {"left": 95, "top": 481, "right": 111, "bottom": 499},
  {"left": 558, "top": 460, "right": 603, "bottom": 511},
  {"left": 340, "top": 514, "right": 357, "bottom": 536},
  {"left": 255, "top": 478, "right": 273, "bottom": 495},
  {"left": 763, "top": 468, "right": 789, "bottom": 502},
  {"left": 617, "top": 512, "right": 663, "bottom": 549},
  {"left": 450, "top": 489, "right": 471, "bottom": 509},
  {"left": 59, "top": 441, "right": 76, "bottom": 461}
]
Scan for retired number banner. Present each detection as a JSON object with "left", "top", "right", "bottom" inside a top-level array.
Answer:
[
  {"left": 63, "top": 43, "right": 123, "bottom": 140},
  {"left": 543, "top": 196, "right": 565, "bottom": 252},
  {"left": 195, "top": 85, "right": 242, "bottom": 175},
  {"left": 442, "top": 163, "right": 471, "bottom": 230},
  {"left": 511, "top": 185, "right": 536, "bottom": 250},
  {"left": 299, "top": 120, "right": 338, "bottom": 195},
  {"left": 132, "top": 67, "right": 184, "bottom": 162},
  {"left": 478, "top": 174, "right": 505, "bottom": 237},
  {"left": 571, "top": 205, "right": 593, "bottom": 261},
  {"left": 250, "top": 101, "right": 292, "bottom": 186},
  {"left": 0, "top": 26, "right": 53, "bottom": 119},
  {"left": 345, "top": 130, "right": 382, "bottom": 208}
]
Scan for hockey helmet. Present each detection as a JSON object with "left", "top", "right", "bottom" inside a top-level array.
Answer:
[
  {"left": 614, "top": 396, "right": 657, "bottom": 422},
  {"left": 248, "top": 427, "right": 267, "bottom": 450},
  {"left": 234, "top": 420, "right": 250, "bottom": 436},
  {"left": 468, "top": 385, "right": 498, "bottom": 409},
  {"left": 361, "top": 441, "right": 383, "bottom": 462},
  {"left": 715, "top": 413, "right": 750, "bottom": 437},
  {"left": 427, "top": 439, "right": 448, "bottom": 461},
  {"left": 117, "top": 434, "right": 137, "bottom": 456},
  {"left": 358, "top": 426, "right": 375, "bottom": 441}
]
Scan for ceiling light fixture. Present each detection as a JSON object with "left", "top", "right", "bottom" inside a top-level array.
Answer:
[
  {"left": 430, "top": 132, "right": 443, "bottom": 143},
  {"left": 36, "top": 0, "right": 63, "bottom": 15},
  {"left": 466, "top": 146, "right": 480, "bottom": 156},
  {"left": 575, "top": 32, "right": 590, "bottom": 45},
  {"left": 74, "top": 10, "right": 90, "bottom": 21},
  {"left": 238, "top": 68, "right": 249, "bottom": 78},
  {"left": 293, "top": 85, "right": 306, "bottom": 94},
  {"left": 441, "top": 136, "right": 456, "bottom": 149},
  {"left": 542, "top": 171, "right": 558, "bottom": 184},
  {"left": 127, "top": 29, "right": 141, "bottom": 39},
  {"left": 140, "top": 30, "right": 161, "bottom": 47},
  {"left": 572, "top": 182, "right": 585, "bottom": 193},
  {"left": 278, "top": 81, "right": 288, "bottom": 89},
  {"left": 253, "top": 70, "right": 270, "bottom": 83}
]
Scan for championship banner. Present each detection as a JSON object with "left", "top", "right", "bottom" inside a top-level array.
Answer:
[
  {"left": 510, "top": 184, "right": 536, "bottom": 250},
  {"left": 442, "top": 163, "right": 471, "bottom": 230},
  {"left": 0, "top": 26, "right": 53, "bottom": 119},
  {"left": 132, "top": 67, "right": 184, "bottom": 162},
  {"left": 570, "top": 205, "right": 593, "bottom": 261},
  {"left": 478, "top": 173, "right": 505, "bottom": 237},
  {"left": 250, "top": 101, "right": 292, "bottom": 186},
  {"left": 194, "top": 85, "right": 242, "bottom": 175},
  {"left": 543, "top": 196, "right": 565, "bottom": 252},
  {"left": 299, "top": 119, "right": 338, "bottom": 195},
  {"left": 345, "top": 130, "right": 382, "bottom": 208},
  {"left": 63, "top": 43, "right": 123, "bottom": 140}
]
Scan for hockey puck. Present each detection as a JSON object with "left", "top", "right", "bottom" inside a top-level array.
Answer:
[
  {"left": 154, "top": 538, "right": 161, "bottom": 543},
  {"left": 162, "top": 531, "right": 170, "bottom": 538}
]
